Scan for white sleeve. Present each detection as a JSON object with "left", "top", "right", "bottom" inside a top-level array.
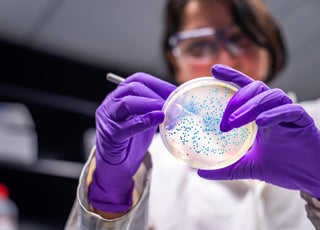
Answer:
[
  {"left": 300, "top": 98, "right": 320, "bottom": 129},
  {"left": 65, "top": 147, "right": 152, "bottom": 230}
]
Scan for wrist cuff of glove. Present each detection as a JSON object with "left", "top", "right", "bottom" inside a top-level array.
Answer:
[{"left": 88, "top": 172, "right": 134, "bottom": 213}]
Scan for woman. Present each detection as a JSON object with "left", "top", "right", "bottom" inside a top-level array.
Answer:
[{"left": 66, "top": 0, "right": 320, "bottom": 229}]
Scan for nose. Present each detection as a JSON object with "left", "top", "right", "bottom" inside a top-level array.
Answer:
[{"left": 215, "top": 44, "right": 239, "bottom": 69}]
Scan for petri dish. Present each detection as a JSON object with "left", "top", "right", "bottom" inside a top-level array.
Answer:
[{"left": 159, "top": 77, "right": 257, "bottom": 170}]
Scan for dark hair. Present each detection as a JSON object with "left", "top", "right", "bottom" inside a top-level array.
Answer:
[{"left": 162, "top": 0, "right": 287, "bottom": 83}]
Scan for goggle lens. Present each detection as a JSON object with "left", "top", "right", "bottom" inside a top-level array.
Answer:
[
  {"left": 170, "top": 25, "right": 254, "bottom": 60},
  {"left": 179, "top": 36, "right": 218, "bottom": 58}
]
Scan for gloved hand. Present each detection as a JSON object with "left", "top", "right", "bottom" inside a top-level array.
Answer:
[
  {"left": 89, "top": 72, "right": 176, "bottom": 213},
  {"left": 198, "top": 64, "right": 320, "bottom": 199}
]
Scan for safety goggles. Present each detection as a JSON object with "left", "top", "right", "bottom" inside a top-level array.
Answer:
[{"left": 169, "top": 24, "right": 254, "bottom": 61}]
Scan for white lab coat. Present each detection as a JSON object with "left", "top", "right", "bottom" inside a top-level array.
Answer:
[
  {"left": 65, "top": 98, "right": 320, "bottom": 230},
  {"left": 148, "top": 133, "right": 313, "bottom": 230}
]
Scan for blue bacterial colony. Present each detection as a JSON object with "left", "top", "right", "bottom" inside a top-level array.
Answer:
[{"left": 160, "top": 77, "right": 257, "bottom": 170}]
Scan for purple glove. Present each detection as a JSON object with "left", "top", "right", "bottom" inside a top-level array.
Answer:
[
  {"left": 198, "top": 64, "right": 320, "bottom": 199},
  {"left": 89, "top": 72, "right": 176, "bottom": 213}
]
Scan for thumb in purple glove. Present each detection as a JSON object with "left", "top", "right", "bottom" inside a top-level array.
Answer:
[
  {"left": 89, "top": 72, "right": 176, "bottom": 213},
  {"left": 198, "top": 64, "right": 320, "bottom": 199}
]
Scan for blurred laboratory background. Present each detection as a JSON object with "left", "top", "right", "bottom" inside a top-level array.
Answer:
[{"left": 0, "top": 0, "right": 319, "bottom": 229}]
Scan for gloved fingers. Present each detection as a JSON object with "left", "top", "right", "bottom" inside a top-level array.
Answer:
[
  {"left": 220, "top": 81, "right": 270, "bottom": 131},
  {"left": 256, "top": 104, "right": 314, "bottom": 128},
  {"left": 211, "top": 64, "right": 254, "bottom": 88},
  {"left": 125, "top": 72, "right": 177, "bottom": 99},
  {"left": 197, "top": 154, "right": 254, "bottom": 180},
  {"left": 226, "top": 89, "right": 292, "bottom": 130},
  {"left": 108, "top": 96, "right": 164, "bottom": 121},
  {"left": 112, "top": 111, "right": 164, "bottom": 142},
  {"left": 112, "top": 81, "right": 164, "bottom": 100}
]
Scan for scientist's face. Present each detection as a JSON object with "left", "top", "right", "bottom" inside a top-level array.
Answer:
[{"left": 168, "top": 0, "right": 270, "bottom": 84}]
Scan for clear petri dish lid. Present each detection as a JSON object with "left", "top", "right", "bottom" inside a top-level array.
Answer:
[{"left": 159, "top": 76, "right": 257, "bottom": 170}]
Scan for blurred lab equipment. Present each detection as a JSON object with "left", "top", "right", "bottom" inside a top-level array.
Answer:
[
  {"left": 0, "top": 184, "right": 18, "bottom": 230},
  {"left": 0, "top": 103, "right": 37, "bottom": 165}
]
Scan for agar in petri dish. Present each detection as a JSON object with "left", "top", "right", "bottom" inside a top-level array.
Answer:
[{"left": 159, "top": 77, "right": 257, "bottom": 170}]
